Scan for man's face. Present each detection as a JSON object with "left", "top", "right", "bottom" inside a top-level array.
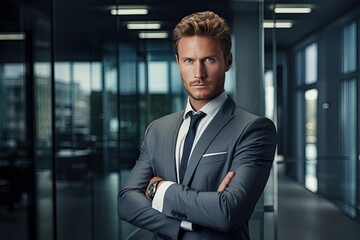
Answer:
[{"left": 176, "top": 35, "right": 232, "bottom": 111}]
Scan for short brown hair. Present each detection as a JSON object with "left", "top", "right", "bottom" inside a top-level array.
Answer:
[{"left": 172, "top": 11, "right": 232, "bottom": 59}]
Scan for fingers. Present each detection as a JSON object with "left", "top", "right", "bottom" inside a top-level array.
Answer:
[{"left": 217, "top": 171, "right": 235, "bottom": 192}]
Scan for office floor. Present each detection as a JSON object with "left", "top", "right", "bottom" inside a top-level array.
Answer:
[{"left": 277, "top": 166, "right": 360, "bottom": 240}]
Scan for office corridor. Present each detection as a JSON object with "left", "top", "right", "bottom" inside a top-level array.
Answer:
[{"left": 277, "top": 165, "right": 360, "bottom": 240}]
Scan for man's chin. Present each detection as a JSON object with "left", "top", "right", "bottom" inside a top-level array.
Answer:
[
  {"left": 189, "top": 90, "right": 223, "bottom": 102},
  {"left": 189, "top": 94, "right": 214, "bottom": 102}
]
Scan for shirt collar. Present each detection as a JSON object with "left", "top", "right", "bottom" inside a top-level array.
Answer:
[{"left": 183, "top": 91, "right": 228, "bottom": 119}]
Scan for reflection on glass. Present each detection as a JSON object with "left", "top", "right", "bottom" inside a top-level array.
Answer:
[
  {"left": 342, "top": 21, "right": 357, "bottom": 73},
  {"left": 305, "top": 43, "right": 317, "bottom": 84},
  {"left": 1, "top": 64, "right": 26, "bottom": 142},
  {"left": 340, "top": 80, "right": 357, "bottom": 217},
  {"left": 264, "top": 70, "right": 275, "bottom": 120},
  {"left": 149, "top": 62, "right": 168, "bottom": 93},
  {"left": 295, "top": 51, "right": 303, "bottom": 86},
  {"left": 35, "top": 60, "right": 54, "bottom": 240},
  {"left": 305, "top": 89, "right": 318, "bottom": 192},
  {"left": 0, "top": 60, "right": 29, "bottom": 239},
  {"left": 54, "top": 61, "right": 94, "bottom": 240}
]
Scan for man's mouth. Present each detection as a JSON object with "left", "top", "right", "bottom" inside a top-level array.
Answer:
[{"left": 192, "top": 84, "right": 208, "bottom": 89}]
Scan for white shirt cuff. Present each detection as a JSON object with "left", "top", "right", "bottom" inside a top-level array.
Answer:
[
  {"left": 152, "top": 181, "right": 175, "bottom": 212},
  {"left": 180, "top": 221, "right": 194, "bottom": 231}
]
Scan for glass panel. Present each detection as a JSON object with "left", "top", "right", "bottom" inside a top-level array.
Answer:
[
  {"left": 149, "top": 62, "right": 168, "bottom": 93},
  {"left": 104, "top": 54, "right": 119, "bottom": 172},
  {"left": 119, "top": 44, "right": 140, "bottom": 168},
  {"left": 340, "top": 79, "right": 357, "bottom": 217},
  {"left": 54, "top": 61, "right": 92, "bottom": 240},
  {"left": 305, "top": 89, "right": 318, "bottom": 192},
  {"left": 119, "top": 45, "right": 137, "bottom": 94},
  {"left": 295, "top": 92, "right": 305, "bottom": 182},
  {"left": 170, "top": 61, "right": 186, "bottom": 111},
  {"left": 295, "top": 51, "right": 303, "bottom": 86},
  {"left": 34, "top": 30, "right": 54, "bottom": 240},
  {"left": 264, "top": 70, "right": 275, "bottom": 120},
  {"left": 1, "top": 9, "right": 31, "bottom": 240},
  {"left": 305, "top": 43, "right": 318, "bottom": 84},
  {"left": 224, "top": 62, "right": 235, "bottom": 96},
  {"left": 342, "top": 22, "right": 357, "bottom": 73},
  {"left": 138, "top": 61, "right": 148, "bottom": 138},
  {"left": 0, "top": 1, "right": 270, "bottom": 239},
  {"left": 0, "top": 60, "right": 30, "bottom": 239},
  {"left": 1, "top": 2, "right": 53, "bottom": 239}
]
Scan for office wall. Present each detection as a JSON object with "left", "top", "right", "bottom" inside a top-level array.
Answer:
[{"left": 282, "top": 4, "right": 360, "bottom": 223}]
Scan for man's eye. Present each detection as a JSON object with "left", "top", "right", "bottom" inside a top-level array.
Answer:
[
  {"left": 204, "top": 58, "right": 215, "bottom": 63},
  {"left": 184, "top": 59, "right": 193, "bottom": 63}
]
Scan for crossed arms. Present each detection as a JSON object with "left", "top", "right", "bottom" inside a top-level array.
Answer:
[
  {"left": 145, "top": 171, "right": 235, "bottom": 199},
  {"left": 118, "top": 117, "right": 276, "bottom": 237}
]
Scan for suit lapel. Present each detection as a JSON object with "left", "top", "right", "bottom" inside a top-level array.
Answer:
[
  {"left": 163, "top": 111, "right": 184, "bottom": 182},
  {"left": 182, "top": 98, "right": 236, "bottom": 185}
]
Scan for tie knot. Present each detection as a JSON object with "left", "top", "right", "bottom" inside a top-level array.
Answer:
[{"left": 188, "top": 111, "right": 206, "bottom": 129}]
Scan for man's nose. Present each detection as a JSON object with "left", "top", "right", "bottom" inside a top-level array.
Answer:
[{"left": 194, "top": 62, "right": 206, "bottom": 79}]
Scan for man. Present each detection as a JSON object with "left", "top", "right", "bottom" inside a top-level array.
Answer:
[{"left": 118, "top": 11, "right": 277, "bottom": 240}]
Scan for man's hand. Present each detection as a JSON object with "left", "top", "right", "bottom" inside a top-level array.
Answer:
[
  {"left": 145, "top": 176, "right": 164, "bottom": 200},
  {"left": 217, "top": 171, "right": 235, "bottom": 192}
]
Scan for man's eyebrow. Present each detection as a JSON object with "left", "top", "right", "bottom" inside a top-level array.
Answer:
[
  {"left": 180, "top": 55, "right": 217, "bottom": 60},
  {"left": 179, "top": 56, "right": 194, "bottom": 61},
  {"left": 202, "top": 55, "right": 217, "bottom": 59}
]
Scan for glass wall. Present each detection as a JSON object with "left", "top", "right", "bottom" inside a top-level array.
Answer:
[
  {"left": 0, "top": 0, "right": 272, "bottom": 239},
  {"left": 290, "top": 6, "right": 360, "bottom": 224},
  {"left": 0, "top": 1, "right": 54, "bottom": 240},
  {"left": 340, "top": 79, "right": 357, "bottom": 218},
  {"left": 342, "top": 21, "right": 357, "bottom": 73},
  {"left": 304, "top": 88, "right": 318, "bottom": 192},
  {"left": 294, "top": 43, "right": 318, "bottom": 190},
  {"left": 340, "top": 21, "right": 358, "bottom": 219}
]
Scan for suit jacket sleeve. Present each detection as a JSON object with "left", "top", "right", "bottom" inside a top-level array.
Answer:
[
  {"left": 161, "top": 117, "right": 277, "bottom": 233},
  {"left": 117, "top": 121, "right": 182, "bottom": 240}
]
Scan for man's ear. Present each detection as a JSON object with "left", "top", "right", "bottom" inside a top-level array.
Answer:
[
  {"left": 225, "top": 53, "right": 233, "bottom": 71},
  {"left": 175, "top": 54, "right": 179, "bottom": 64}
]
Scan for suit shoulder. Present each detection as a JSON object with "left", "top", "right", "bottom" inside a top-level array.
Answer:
[
  {"left": 150, "top": 111, "right": 183, "bottom": 127},
  {"left": 154, "top": 111, "right": 182, "bottom": 122},
  {"left": 233, "top": 106, "right": 259, "bottom": 122},
  {"left": 233, "top": 106, "right": 276, "bottom": 129}
]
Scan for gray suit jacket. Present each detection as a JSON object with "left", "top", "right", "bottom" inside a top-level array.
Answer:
[{"left": 118, "top": 97, "right": 277, "bottom": 240}]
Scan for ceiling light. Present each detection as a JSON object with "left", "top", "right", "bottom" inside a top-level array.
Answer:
[
  {"left": 263, "top": 21, "right": 293, "bottom": 28},
  {"left": 274, "top": 7, "right": 312, "bottom": 13},
  {"left": 127, "top": 23, "right": 161, "bottom": 30},
  {"left": 138, "top": 32, "right": 168, "bottom": 39},
  {"left": 111, "top": 8, "right": 148, "bottom": 15},
  {"left": 0, "top": 33, "right": 26, "bottom": 40}
]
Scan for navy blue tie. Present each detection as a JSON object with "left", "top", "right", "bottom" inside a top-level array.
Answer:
[{"left": 179, "top": 111, "right": 206, "bottom": 183}]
